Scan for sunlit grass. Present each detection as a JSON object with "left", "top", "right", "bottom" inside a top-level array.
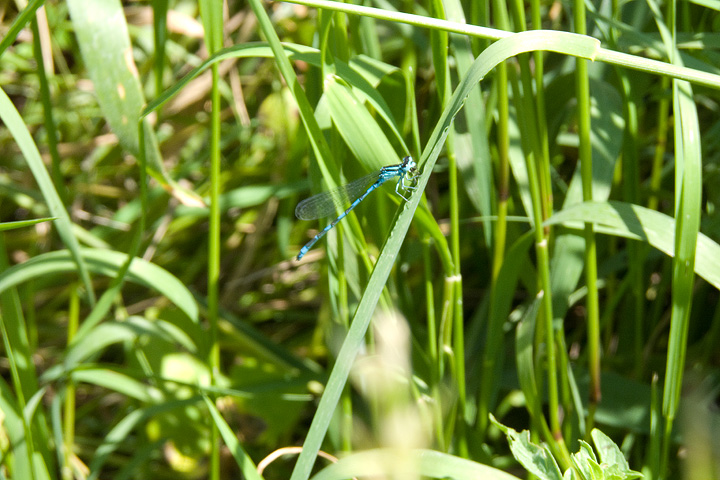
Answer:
[{"left": 1, "top": 0, "right": 719, "bottom": 479}]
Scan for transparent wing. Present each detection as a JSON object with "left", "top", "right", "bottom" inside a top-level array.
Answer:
[{"left": 295, "top": 172, "right": 380, "bottom": 220}]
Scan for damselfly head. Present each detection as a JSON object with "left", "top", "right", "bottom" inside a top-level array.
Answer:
[{"left": 402, "top": 155, "right": 417, "bottom": 173}]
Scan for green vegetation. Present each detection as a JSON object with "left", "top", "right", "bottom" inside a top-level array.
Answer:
[{"left": 1, "top": 0, "right": 719, "bottom": 479}]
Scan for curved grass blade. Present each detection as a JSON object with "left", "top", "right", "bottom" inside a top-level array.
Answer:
[
  {"left": 0, "top": 87, "right": 95, "bottom": 305},
  {"left": 202, "top": 395, "right": 264, "bottom": 480},
  {"left": 0, "top": 249, "right": 199, "bottom": 325}
]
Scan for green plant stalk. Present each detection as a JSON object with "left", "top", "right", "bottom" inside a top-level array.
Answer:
[
  {"left": 648, "top": 76, "right": 670, "bottom": 212},
  {"left": 505, "top": 57, "right": 564, "bottom": 451},
  {"left": 207, "top": 47, "right": 223, "bottom": 480},
  {"left": 63, "top": 286, "right": 80, "bottom": 480},
  {"left": 508, "top": 0, "right": 552, "bottom": 222},
  {"left": 477, "top": 0, "right": 511, "bottom": 443},
  {"left": 429, "top": 0, "right": 467, "bottom": 455},
  {"left": 332, "top": 10, "right": 350, "bottom": 63},
  {"left": 531, "top": 207, "right": 561, "bottom": 443},
  {"left": 524, "top": 148, "right": 561, "bottom": 441},
  {"left": 649, "top": 373, "right": 661, "bottom": 480},
  {"left": 490, "top": 0, "right": 510, "bottom": 283},
  {"left": 662, "top": 80, "right": 701, "bottom": 477},
  {"left": 423, "top": 237, "right": 445, "bottom": 450},
  {"left": 31, "top": 15, "right": 66, "bottom": 205},
  {"left": 198, "top": 0, "right": 223, "bottom": 478},
  {"left": 529, "top": 0, "right": 550, "bottom": 212},
  {"left": 573, "top": 0, "right": 601, "bottom": 437},
  {"left": 336, "top": 247, "right": 353, "bottom": 454},
  {"left": 448, "top": 149, "right": 468, "bottom": 456},
  {"left": 491, "top": 74, "right": 509, "bottom": 283},
  {"left": 152, "top": 0, "right": 169, "bottom": 100}
]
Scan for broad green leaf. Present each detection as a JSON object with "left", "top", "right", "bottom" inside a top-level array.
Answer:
[
  {"left": 66, "top": 0, "right": 169, "bottom": 186},
  {"left": 545, "top": 201, "right": 720, "bottom": 291},
  {"left": 324, "top": 74, "right": 401, "bottom": 170},
  {"left": 0, "top": 249, "right": 199, "bottom": 323},
  {"left": 491, "top": 416, "right": 564, "bottom": 480}
]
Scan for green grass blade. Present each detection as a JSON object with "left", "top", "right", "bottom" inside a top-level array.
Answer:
[
  {"left": 66, "top": 0, "right": 169, "bottom": 182},
  {"left": 324, "top": 75, "right": 402, "bottom": 169},
  {"left": 202, "top": 395, "right": 264, "bottom": 480},
  {"left": 0, "top": 0, "right": 44, "bottom": 55},
  {"left": 0, "top": 86, "right": 95, "bottom": 305},
  {"left": 0, "top": 249, "right": 199, "bottom": 326},
  {"left": 663, "top": 79, "right": 702, "bottom": 418},
  {"left": 0, "top": 218, "right": 55, "bottom": 231},
  {"left": 246, "top": 0, "right": 335, "bottom": 184},
  {"left": 0, "top": 238, "right": 54, "bottom": 479}
]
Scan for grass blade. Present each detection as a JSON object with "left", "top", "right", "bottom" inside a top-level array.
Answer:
[{"left": 0, "top": 87, "right": 95, "bottom": 305}]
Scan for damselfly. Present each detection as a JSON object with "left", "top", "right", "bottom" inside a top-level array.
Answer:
[{"left": 295, "top": 156, "right": 418, "bottom": 260}]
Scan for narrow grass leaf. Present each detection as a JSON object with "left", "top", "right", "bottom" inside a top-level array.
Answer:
[
  {"left": 71, "top": 368, "right": 156, "bottom": 403},
  {"left": 86, "top": 398, "right": 201, "bottom": 480},
  {"left": 0, "top": 379, "right": 45, "bottom": 479},
  {"left": 23, "top": 386, "right": 48, "bottom": 426},
  {"left": 202, "top": 395, "right": 264, "bottom": 480},
  {"left": 664, "top": 79, "right": 702, "bottom": 420},
  {"left": 61, "top": 320, "right": 175, "bottom": 372},
  {"left": 0, "top": 218, "right": 55, "bottom": 231},
  {"left": 324, "top": 74, "right": 401, "bottom": 169},
  {"left": 0, "top": 0, "right": 44, "bottom": 55},
  {"left": 0, "top": 87, "right": 95, "bottom": 305},
  {"left": 0, "top": 249, "right": 199, "bottom": 324}
]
